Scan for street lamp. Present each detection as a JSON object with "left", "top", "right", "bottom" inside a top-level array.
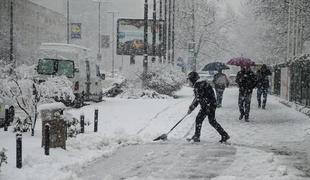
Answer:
[
  {"left": 67, "top": 0, "right": 70, "bottom": 44},
  {"left": 93, "top": 0, "right": 110, "bottom": 62},
  {"left": 106, "top": 11, "right": 119, "bottom": 78}
]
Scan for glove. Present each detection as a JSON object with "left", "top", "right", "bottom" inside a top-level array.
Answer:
[{"left": 187, "top": 108, "right": 193, "bottom": 115}]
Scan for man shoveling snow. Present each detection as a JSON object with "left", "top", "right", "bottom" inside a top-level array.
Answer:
[{"left": 187, "top": 71, "right": 230, "bottom": 143}]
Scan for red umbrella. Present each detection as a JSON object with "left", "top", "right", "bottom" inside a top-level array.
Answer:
[{"left": 227, "top": 57, "right": 255, "bottom": 67}]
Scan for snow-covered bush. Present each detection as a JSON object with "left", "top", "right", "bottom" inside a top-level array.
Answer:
[
  {"left": 0, "top": 63, "right": 74, "bottom": 135},
  {"left": 143, "top": 66, "right": 186, "bottom": 96},
  {"left": 64, "top": 112, "right": 91, "bottom": 138},
  {"left": 0, "top": 148, "right": 8, "bottom": 172}
]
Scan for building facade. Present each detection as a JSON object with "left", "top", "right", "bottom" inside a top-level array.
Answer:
[{"left": 0, "top": 0, "right": 66, "bottom": 65}]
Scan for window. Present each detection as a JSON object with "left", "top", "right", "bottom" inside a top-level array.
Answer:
[
  {"left": 37, "top": 59, "right": 75, "bottom": 78},
  {"left": 37, "top": 59, "right": 55, "bottom": 75},
  {"left": 57, "top": 60, "right": 74, "bottom": 78}
]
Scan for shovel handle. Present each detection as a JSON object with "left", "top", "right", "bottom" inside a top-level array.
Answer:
[{"left": 166, "top": 114, "right": 188, "bottom": 135}]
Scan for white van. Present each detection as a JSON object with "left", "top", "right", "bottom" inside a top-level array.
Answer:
[{"left": 36, "top": 43, "right": 105, "bottom": 107}]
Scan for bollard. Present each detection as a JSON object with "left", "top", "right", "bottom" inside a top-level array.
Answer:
[
  {"left": 16, "top": 132, "right": 22, "bottom": 168},
  {"left": 4, "top": 105, "right": 9, "bottom": 131},
  {"left": 80, "top": 114, "right": 84, "bottom": 133},
  {"left": 44, "top": 124, "right": 50, "bottom": 155},
  {"left": 94, "top": 109, "right": 98, "bottom": 132}
]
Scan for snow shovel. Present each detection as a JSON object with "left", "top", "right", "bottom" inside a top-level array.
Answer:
[{"left": 153, "top": 114, "right": 188, "bottom": 141}]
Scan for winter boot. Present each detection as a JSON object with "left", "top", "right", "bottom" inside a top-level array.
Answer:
[
  {"left": 239, "top": 114, "right": 244, "bottom": 120},
  {"left": 262, "top": 104, "right": 266, "bottom": 109},
  {"left": 245, "top": 115, "right": 249, "bottom": 122},
  {"left": 191, "top": 134, "right": 200, "bottom": 142},
  {"left": 258, "top": 103, "right": 261, "bottom": 108},
  {"left": 219, "top": 134, "right": 230, "bottom": 143}
]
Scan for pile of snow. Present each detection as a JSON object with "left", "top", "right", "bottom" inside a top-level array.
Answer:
[
  {"left": 118, "top": 88, "right": 172, "bottom": 99},
  {"left": 141, "top": 66, "right": 186, "bottom": 96}
]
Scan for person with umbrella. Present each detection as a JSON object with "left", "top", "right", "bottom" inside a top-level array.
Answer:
[
  {"left": 187, "top": 71, "right": 230, "bottom": 143},
  {"left": 228, "top": 57, "right": 257, "bottom": 122},
  {"left": 256, "top": 64, "right": 272, "bottom": 109},
  {"left": 213, "top": 69, "right": 230, "bottom": 107}
]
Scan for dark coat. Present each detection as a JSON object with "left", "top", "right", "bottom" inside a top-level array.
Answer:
[
  {"left": 189, "top": 80, "right": 217, "bottom": 111},
  {"left": 256, "top": 69, "right": 271, "bottom": 89},
  {"left": 213, "top": 73, "right": 229, "bottom": 89},
  {"left": 236, "top": 69, "right": 257, "bottom": 93}
]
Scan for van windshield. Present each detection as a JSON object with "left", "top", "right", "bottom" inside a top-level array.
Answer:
[{"left": 37, "top": 58, "right": 75, "bottom": 78}]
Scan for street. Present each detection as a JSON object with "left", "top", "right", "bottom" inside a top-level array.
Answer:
[{"left": 71, "top": 87, "right": 310, "bottom": 180}]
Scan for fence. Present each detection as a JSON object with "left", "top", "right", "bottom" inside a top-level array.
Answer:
[{"left": 289, "top": 59, "right": 310, "bottom": 106}]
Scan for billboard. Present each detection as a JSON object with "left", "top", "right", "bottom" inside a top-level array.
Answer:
[
  {"left": 71, "top": 23, "right": 82, "bottom": 39},
  {"left": 117, "top": 19, "right": 164, "bottom": 56}
]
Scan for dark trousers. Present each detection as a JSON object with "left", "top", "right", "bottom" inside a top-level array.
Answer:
[
  {"left": 238, "top": 91, "right": 252, "bottom": 118},
  {"left": 215, "top": 88, "right": 225, "bottom": 106},
  {"left": 194, "top": 108, "right": 228, "bottom": 138},
  {"left": 257, "top": 87, "right": 268, "bottom": 108}
]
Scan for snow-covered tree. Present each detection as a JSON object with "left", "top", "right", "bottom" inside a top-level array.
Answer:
[
  {"left": 0, "top": 63, "right": 74, "bottom": 136},
  {"left": 175, "top": 0, "right": 237, "bottom": 70}
]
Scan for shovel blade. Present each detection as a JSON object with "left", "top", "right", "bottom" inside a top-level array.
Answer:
[{"left": 153, "top": 134, "right": 168, "bottom": 141}]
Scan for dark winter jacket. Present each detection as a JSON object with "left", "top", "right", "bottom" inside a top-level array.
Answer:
[
  {"left": 213, "top": 73, "right": 229, "bottom": 89},
  {"left": 236, "top": 69, "right": 257, "bottom": 93},
  {"left": 256, "top": 69, "right": 271, "bottom": 89},
  {"left": 189, "top": 80, "right": 217, "bottom": 111}
]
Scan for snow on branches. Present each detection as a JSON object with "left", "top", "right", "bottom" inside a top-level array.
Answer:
[{"left": 0, "top": 64, "right": 74, "bottom": 135}]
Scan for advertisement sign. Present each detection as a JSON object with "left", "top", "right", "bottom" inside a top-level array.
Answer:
[
  {"left": 71, "top": 23, "right": 82, "bottom": 39},
  {"left": 117, "top": 19, "right": 164, "bottom": 56},
  {"left": 101, "top": 35, "right": 110, "bottom": 48}
]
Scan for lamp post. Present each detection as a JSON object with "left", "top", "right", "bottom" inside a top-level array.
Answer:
[
  {"left": 93, "top": 0, "right": 110, "bottom": 62},
  {"left": 67, "top": 0, "right": 70, "bottom": 44},
  {"left": 151, "top": 0, "right": 157, "bottom": 63},
  {"left": 159, "top": 0, "right": 163, "bottom": 63},
  {"left": 143, "top": 0, "right": 148, "bottom": 75},
  {"left": 107, "top": 11, "right": 119, "bottom": 78},
  {"left": 10, "top": 0, "right": 13, "bottom": 64},
  {"left": 172, "top": 0, "right": 175, "bottom": 65}
]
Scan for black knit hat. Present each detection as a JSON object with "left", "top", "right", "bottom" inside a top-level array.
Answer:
[{"left": 188, "top": 71, "right": 200, "bottom": 83}]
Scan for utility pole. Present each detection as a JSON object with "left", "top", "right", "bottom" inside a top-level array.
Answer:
[
  {"left": 152, "top": 0, "right": 157, "bottom": 63},
  {"left": 168, "top": 0, "right": 172, "bottom": 64},
  {"left": 171, "top": 0, "right": 175, "bottom": 65},
  {"left": 98, "top": 2, "right": 102, "bottom": 62},
  {"left": 107, "top": 12, "right": 118, "bottom": 78},
  {"left": 159, "top": 0, "right": 163, "bottom": 63},
  {"left": 143, "top": 0, "right": 149, "bottom": 86},
  {"left": 67, "top": 0, "right": 70, "bottom": 44},
  {"left": 191, "top": 0, "right": 196, "bottom": 71},
  {"left": 163, "top": 0, "right": 167, "bottom": 63},
  {"left": 10, "top": 0, "right": 14, "bottom": 64},
  {"left": 286, "top": 0, "right": 291, "bottom": 62}
]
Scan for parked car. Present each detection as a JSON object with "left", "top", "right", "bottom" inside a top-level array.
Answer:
[{"left": 198, "top": 70, "right": 216, "bottom": 87}]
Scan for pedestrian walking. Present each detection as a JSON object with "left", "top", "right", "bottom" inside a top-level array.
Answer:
[
  {"left": 213, "top": 69, "right": 230, "bottom": 107},
  {"left": 187, "top": 71, "right": 230, "bottom": 143},
  {"left": 256, "top": 64, "right": 272, "bottom": 109},
  {"left": 236, "top": 66, "right": 257, "bottom": 122}
]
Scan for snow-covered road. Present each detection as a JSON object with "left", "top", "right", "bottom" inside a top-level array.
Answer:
[
  {"left": 77, "top": 87, "right": 310, "bottom": 180},
  {"left": 1, "top": 87, "right": 310, "bottom": 180}
]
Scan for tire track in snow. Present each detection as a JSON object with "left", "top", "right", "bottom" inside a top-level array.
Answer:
[{"left": 136, "top": 99, "right": 188, "bottom": 135}]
